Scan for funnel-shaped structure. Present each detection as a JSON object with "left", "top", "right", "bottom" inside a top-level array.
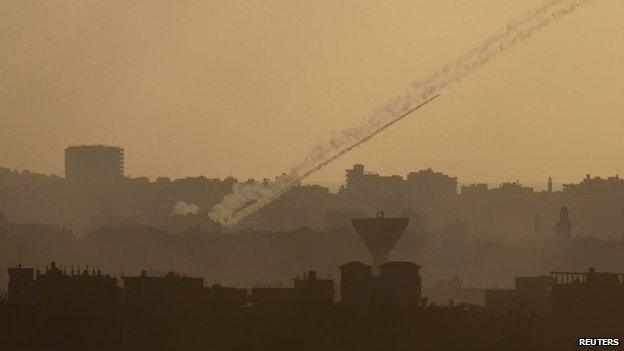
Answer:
[{"left": 351, "top": 212, "right": 409, "bottom": 269}]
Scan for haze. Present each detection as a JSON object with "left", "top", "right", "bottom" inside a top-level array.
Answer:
[{"left": 1, "top": 0, "right": 622, "bottom": 185}]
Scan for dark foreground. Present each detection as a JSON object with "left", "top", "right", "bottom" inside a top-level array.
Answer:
[{"left": 1, "top": 304, "right": 621, "bottom": 351}]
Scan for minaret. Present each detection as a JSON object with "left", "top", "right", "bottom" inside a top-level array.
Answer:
[
  {"left": 556, "top": 206, "right": 572, "bottom": 239},
  {"left": 547, "top": 176, "right": 553, "bottom": 193}
]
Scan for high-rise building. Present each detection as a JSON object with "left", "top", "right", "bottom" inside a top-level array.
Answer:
[{"left": 64, "top": 145, "right": 124, "bottom": 182}]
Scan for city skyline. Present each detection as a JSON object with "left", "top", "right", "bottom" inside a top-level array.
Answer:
[{"left": 1, "top": 1, "right": 623, "bottom": 184}]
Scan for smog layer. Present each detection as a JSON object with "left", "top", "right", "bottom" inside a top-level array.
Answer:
[{"left": 208, "top": 0, "right": 591, "bottom": 226}]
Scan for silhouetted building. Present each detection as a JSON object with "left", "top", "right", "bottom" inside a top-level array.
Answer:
[
  {"left": 460, "top": 183, "right": 488, "bottom": 196},
  {"left": 292, "top": 270, "right": 334, "bottom": 305},
  {"left": 123, "top": 271, "right": 203, "bottom": 311},
  {"left": 343, "top": 164, "right": 404, "bottom": 197},
  {"left": 35, "top": 262, "right": 121, "bottom": 310},
  {"left": 251, "top": 287, "right": 294, "bottom": 309},
  {"left": 550, "top": 267, "right": 624, "bottom": 326},
  {"left": 405, "top": 168, "right": 458, "bottom": 200},
  {"left": 7, "top": 265, "right": 35, "bottom": 306},
  {"left": 491, "top": 181, "right": 534, "bottom": 196},
  {"left": 485, "top": 276, "right": 552, "bottom": 319},
  {"left": 374, "top": 261, "right": 422, "bottom": 310},
  {"left": 340, "top": 261, "right": 373, "bottom": 312},
  {"left": 65, "top": 145, "right": 124, "bottom": 182},
  {"left": 515, "top": 276, "right": 551, "bottom": 319},
  {"left": 423, "top": 277, "right": 484, "bottom": 306},
  {"left": 203, "top": 283, "right": 248, "bottom": 311},
  {"left": 556, "top": 206, "right": 572, "bottom": 238}
]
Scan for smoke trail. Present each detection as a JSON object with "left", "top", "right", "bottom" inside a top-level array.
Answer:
[{"left": 209, "top": 0, "right": 591, "bottom": 226}]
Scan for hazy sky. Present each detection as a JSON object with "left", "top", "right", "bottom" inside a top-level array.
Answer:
[{"left": 1, "top": 0, "right": 622, "bottom": 186}]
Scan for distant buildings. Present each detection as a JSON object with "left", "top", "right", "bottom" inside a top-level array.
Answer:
[
  {"left": 123, "top": 270, "right": 203, "bottom": 311},
  {"left": 65, "top": 145, "right": 124, "bottom": 182},
  {"left": 292, "top": 270, "right": 334, "bottom": 306},
  {"left": 405, "top": 168, "right": 457, "bottom": 201},
  {"left": 343, "top": 164, "right": 404, "bottom": 197},
  {"left": 8, "top": 261, "right": 122, "bottom": 314},
  {"left": 562, "top": 173, "right": 624, "bottom": 194},
  {"left": 251, "top": 270, "right": 334, "bottom": 310},
  {"left": 342, "top": 164, "right": 457, "bottom": 201},
  {"left": 485, "top": 267, "right": 624, "bottom": 324},
  {"left": 485, "top": 275, "right": 552, "bottom": 319}
]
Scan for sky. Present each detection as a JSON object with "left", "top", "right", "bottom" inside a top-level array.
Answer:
[{"left": 1, "top": 0, "right": 622, "bottom": 186}]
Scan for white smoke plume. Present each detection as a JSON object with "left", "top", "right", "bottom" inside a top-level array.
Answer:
[
  {"left": 209, "top": 0, "right": 591, "bottom": 226},
  {"left": 173, "top": 201, "right": 200, "bottom": 216}
]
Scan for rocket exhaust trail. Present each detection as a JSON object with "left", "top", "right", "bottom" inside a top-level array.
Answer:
[
  {"left": 229, "top": 92, "right": 444, "bottom": 220},
  {"left": 209, "top": 0, "right": 592, "bottom": 226}
]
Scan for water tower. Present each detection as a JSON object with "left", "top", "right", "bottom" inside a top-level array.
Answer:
[{"left": 351, "top": 211, "right": 409, "bottom": 270}]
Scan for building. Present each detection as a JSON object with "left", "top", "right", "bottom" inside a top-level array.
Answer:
[
  {"left": 460, "top": 183, "right": 488, "bottom": 197},
  {"left": 123, "top": 271, "right": 203, "bottom": 311},
  {"left": 405, "top": 168, "right": 458, "bottom": 200},
  {"left": 8, "top": 262, "right": 121, "bottom": 309},
  {"left": 35, "top": 262, "right": 122, "bottom": 312},
  {"left": 340, "top": 261, "right": 373, "bottom": 312},
  {"left": 515, "top": 276, "right": 551, "bottom": 319},
  {"left": 484, "top": 276, "right": 551, "bottom": 318},
  {"left": 202, "top": 284, "right": 248, "bottom": 311},
  {"left": 374, "top": 261, "right": 422, "bottom": 310},
  {"left": 7, "top": 264, "right": 35, "bottom": 306},
  {"left": 292, "top": 270, "right": 334, "bottom": 306},
  {"left": 343, "top": 164, "right": 404, "bottom": 196},
  {"left": 550, "top": 267, "right": 624, "bottom": 326},
  {"left": 251, "top": 271, "right": 334, "bottom": 310},
  {"left": 65, "top": 145, "right": 124, "bottom": 182}
]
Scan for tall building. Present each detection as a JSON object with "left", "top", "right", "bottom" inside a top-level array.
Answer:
[
  {"left": 65, "top": 145, "right": 124, "bottom": 182},
  {"left": 343, "top": 164, "right": 404, "bottom": 196},
  {"left": 340, "top": 261, "right": 373, "bottom": 312},
  {"left": 405, "top": 168, "right": 458, "bottom": 200},
  {"left": 556, "top": 206, "right": 572, "bottom": 238}
]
